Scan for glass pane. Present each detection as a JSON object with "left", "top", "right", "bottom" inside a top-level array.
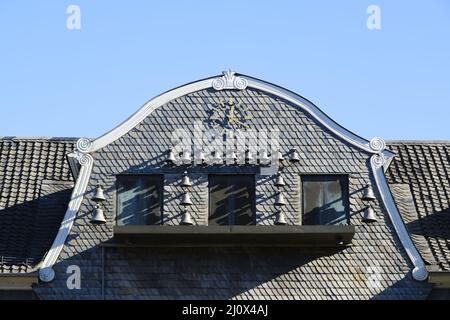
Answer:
[
  {"left": 209, "top": 176, "right": 233, "bottom": 225},
  {"left": 233, "top": 178, "right": 254, "bottom": 225},
  {"left": 302, "top": 175, "right": 348, "bottom": 225},
  {"left": 117, "top": 175, "right": 163, "bottom": 226},
  {"left": 209, "top": 175, "right": 255, "bottom": 225},
  {"left": 302, "top": 180, "right": 322, "bottom": 225},
  {"left": 321, "top": 179, "right": 347, "bottom": 225}
]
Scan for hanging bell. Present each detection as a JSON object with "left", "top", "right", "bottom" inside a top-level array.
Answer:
[
  {"left": 246, "top": 150, "right": 254, "bottom": 163},
  {"left": 197, "top": 150, "right": 206, "bottom": 164},
  {"left": 275, "top": 211, "right": 287, "bottom": 225},
  {"left": 213, "top": 150, "right": 222, "bottom": 164},
  {"left": 275, "top": 193, "right": 287, "bottom": 206},
  {"left": 180, "top": 210, "right": 194, "bottom": 225},
  {"left": 181, "top": 173, "right": 192, "bottom": 187},
  {"left": 260, "top": 150, "right": 270, "bottom": 165},
  {"left": 180, "top": 192, "right": 193, "bottom": 206},
  {"left": 277, "top": 151, "right": 284, "bottom": 161},
  {"left": 92, "top": 185, "right": 106, "bottom": 202},
  {"left": 166, "top": 149, "right": 176, "bottom": 165},
  {"left": 182, "top": 151, "right": 192, "bottom": 164},
  {"left": 91, "top": 205, "right": 106, "bottom": 225},
  {"left": 362, "top": 185, "right": 376, "bottom": 201},
  {"left": 362, "top": 206, "right": 377, "bottom": 223},
  {"left": 275, "top": 174, "right": 286, "bottom": 187},
  {"left": 290, "top": 149, "right": 300, "bottom": 162}
]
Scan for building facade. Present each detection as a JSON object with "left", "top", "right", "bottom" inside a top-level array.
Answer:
[{"left": 0, "top": 71, "right": 449, "bottom": 299}]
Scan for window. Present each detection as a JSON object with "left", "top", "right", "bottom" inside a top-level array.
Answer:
[
  {"left": 301, "top": 175, "right": 349, "bottom": 225},
  {"left": 209, "top": 175, "right": 255, "bottom": 225},
  {"left": 116, "top": 175, "right": 163, "bottom": 226}
]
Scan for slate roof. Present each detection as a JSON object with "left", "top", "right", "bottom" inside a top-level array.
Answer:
[
  {"left": 386, "top": 141, "right": 450, "bottom": 271},
  {"left": 0, "top": 137, "right": 76, "bottom": 273},
  {"left": 0, "top": 137, "right": 449, "bottom": 279}
]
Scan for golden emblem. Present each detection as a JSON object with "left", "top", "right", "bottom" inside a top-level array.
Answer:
[{"left": 208, "top": 97, "right": 252, "bottom": 132}]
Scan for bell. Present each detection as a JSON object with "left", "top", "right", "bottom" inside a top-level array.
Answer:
[
  {"left": 275, "top": 174, "right": 286, "bottom": 187},
  {"left": 180, "top": 192, "right": 193, "bottom": 206},
  {"left": 197, "top": 150, "right": 206, "bottom": 164},
  {"left": 182, "top": 151, "right": 192, "bottom": 164},
  {"left": 166, "top": 150, "right": 176, "bottom": 165},
  {"left": 92, "top": 185, "right": 106, "bottom": 202},
  {"left": 180, "top": 211, "right": 194, "bottom": 225},
  {"left": 275, "top": 193, "right": 287, "bottom": 206},
  {"left": 213, "top": 151, "right": 222, "bottom": 164},
  {"left": 260, "top": 150, "right": 270, "bottom": 165},
  {"left": 181, "top": 173, "right": 192, "bottom": 187},
  {"left": 362, "top": 185, "right": 376, "bottom": 201},
  {"left": 91, "top": 205, "right": 106, "bottom": 225},
  {"left": 362, "top": 206, "right": 377, "bottom": 223},
  {"left": 246, "top": 150, "right": 254, "bottom": 163},
  {"left": 275, "top": 211, "right": 287, "bottom": 225},
  {"left": 290, "top": 149, "right": 300, "bottom": 162},
  {"left": 277, "top": 151, "right": 284, "bottom": 161}
]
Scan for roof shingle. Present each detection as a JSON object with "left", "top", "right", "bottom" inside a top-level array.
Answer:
[
  {"left": 0, "top": 137, "right": 76, "bottom": 273},
  {"left": 386, "top": 141, "right": 450, "bottom": 271}
]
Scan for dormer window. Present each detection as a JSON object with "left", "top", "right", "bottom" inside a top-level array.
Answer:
[
  {"left": 208, "top": 174, "right": 256, "bottom": 225},
  {"left": 116, "top": 175, "right": 163, "bottom": 225},
  {"left": 301, "top": 175, "right": 349, "bottom": 225}
]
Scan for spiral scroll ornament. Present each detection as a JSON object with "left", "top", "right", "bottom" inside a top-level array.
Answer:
[
  {"left": 233, "top": 76, "right": 248, "bottom": 90},
  {"left": 39, "top": 267, "right": 55, "bottom": 282},
  {"left": 371, "top": 153, "right": 386, "bottom": 168},
  {"left": 76, "top": 137, "right": 93, "bottom": 153},
  {"left": 369, "top": 137, "right": 386, "bottom": 153},
  {"left": 212, "top": 70, "right": 248, "bottom": 91},
  {"left": 73, "top": 151, "right": 94, "bottom": 167},
  {"left": 212, "top": 77, "right": 226, "bottom": 90}
]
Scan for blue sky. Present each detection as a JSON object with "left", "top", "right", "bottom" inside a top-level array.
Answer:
[{"left": 0, "top": 1, "right": 449, "bottom": 140}]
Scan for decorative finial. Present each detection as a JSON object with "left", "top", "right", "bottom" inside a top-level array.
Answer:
[{"left": 212, "top": 70, "right": 248, "bottom": 91}]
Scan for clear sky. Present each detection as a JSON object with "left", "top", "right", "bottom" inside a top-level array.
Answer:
[{"left": 0, "top": 1, "right": 449, "bottom": 140}]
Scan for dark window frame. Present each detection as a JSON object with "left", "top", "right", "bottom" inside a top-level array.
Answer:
[
  {"left": 208, "top": 174, "right": 256, "bottom": 226},
  {"left": 301, "top": 174, "right": 350, "bottom": 225},
  {"left": 115, "top": 174, "right": 164, "bottom": 226}
]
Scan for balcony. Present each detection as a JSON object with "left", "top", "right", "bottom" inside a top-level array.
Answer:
[{"left": 108, "top": 225, "right": 355, "bottom": 248}]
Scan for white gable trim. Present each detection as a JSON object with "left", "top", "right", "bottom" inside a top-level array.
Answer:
[
  {"left": 39, "top": 71, "right": 428, "bottom": 282},
  {"left": 371, "top": 155, "right": 428, "bottom": 281},
  {"left": 76, "top": 71, "right": 393, "bottom": 157}
]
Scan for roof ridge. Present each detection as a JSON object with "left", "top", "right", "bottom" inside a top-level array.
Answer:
[
  {"left": 386, "top": 140, "right": 450, "bottom": 145},
  {"left": 0, "top": 136, "right": 81, "bottom": 141}
]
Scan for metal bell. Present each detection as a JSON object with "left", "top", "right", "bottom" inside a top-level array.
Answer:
[
  {"left": 246, "top": 150, "right": 254, "bottom": 163},
  {"left": 290, "top": 149, "right": 300, "bottom": 162},
  {"left": 362, "top": 206, "right": 377, "bottom": 223},
  {"left": 213, "top": 151, "right": 222, "bottom": 164},
  {"left": 166, "top": 150, "right": 176, "bottom": 165},
  {"left": 275, "top": 174, "right": 286, "bottom": 187},
  {"left": 260, "top": 150, "right": 270, "bottom": 165},
  {"left": 180, "top": 192, "right": 193, "bottom": 206},
  {"left": 275, "top": 211, "right": 287, "bottom": 225},
  {"left": 362, "top": 185, "right": 376, "bottom": 201},
  {"left": 180, "top": 211, "right": 194, "bottom": 225},
  {"left": 277, "top": 151, "right": 284, "bottom": 161},
  {"left": 181, "top": 173, "right": 192, "bottom": 187},
  {"left": 197, "top": 150, "right": 206, "bottom": 164},
  {"left": 91, "top": 205, "right": 106, "bottom": 225},
  {"left": 92, "top": 185, "right": 106, "bottom": 202},
  {"left": 275, "top": 193, "right": 287, "bottom": 206},
  {"left": 182, "top": 151, "right": 192, "bottom": 164},
  {"left": 230, "top": 151, "right": 238, "bottom": 161}
]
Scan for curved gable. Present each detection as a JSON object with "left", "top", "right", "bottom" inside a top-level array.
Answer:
[
  {"left": 37, "top": 71, "right": 427, "bottom": 289},
  {"left": 76, "top": 71, "right": 393, "bottom": 158}
]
